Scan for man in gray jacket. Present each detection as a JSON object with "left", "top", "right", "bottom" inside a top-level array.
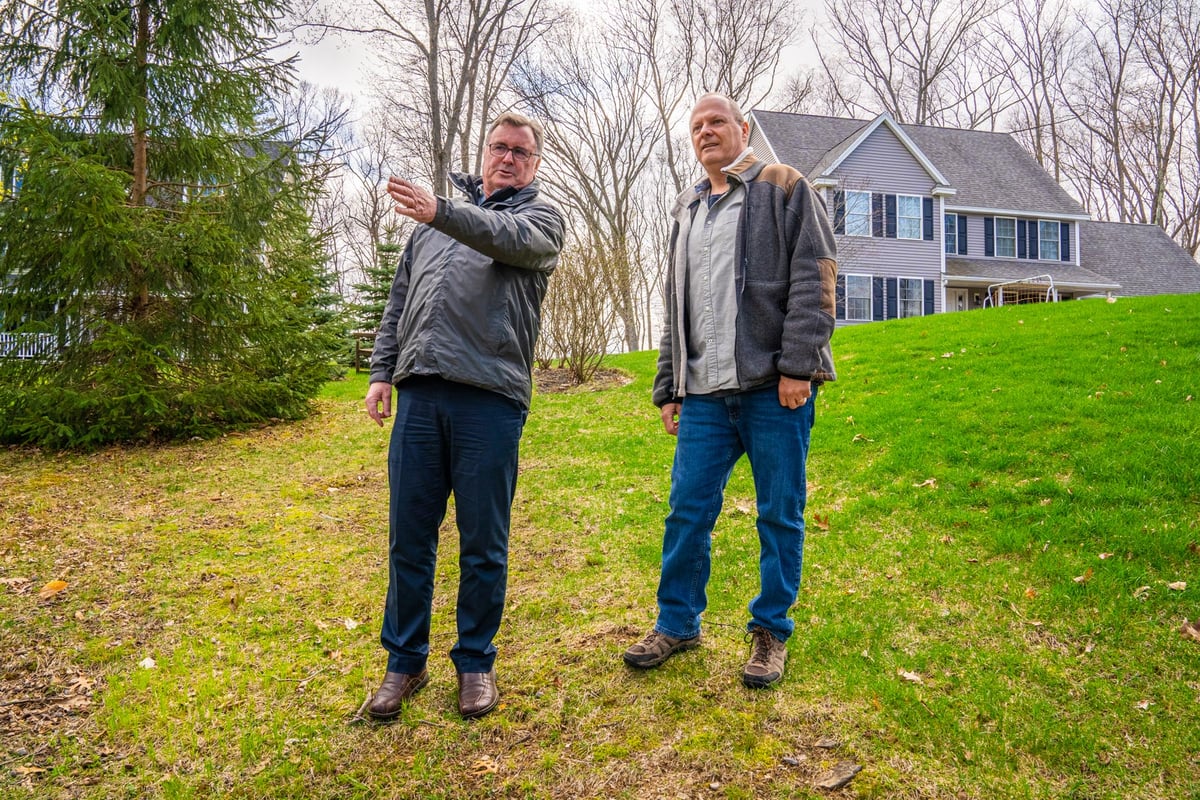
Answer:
[
  {"left": 623, "top": 93, "right": 838, "bottom": 688},
  {"left": 365, "top": 111, "right": 564, "bottom": 720}
]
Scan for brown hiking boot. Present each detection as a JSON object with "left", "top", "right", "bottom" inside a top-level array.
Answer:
[
  {"left": 623, "top": 629, "right": 701, "bottom": 669},
  {"left": 742, "top": 626, "right": 787, "bottom": 688}
]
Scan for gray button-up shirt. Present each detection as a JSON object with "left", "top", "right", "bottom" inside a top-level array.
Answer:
[{"left": 684, "top": 184, "right": 743, "bottom": 395}]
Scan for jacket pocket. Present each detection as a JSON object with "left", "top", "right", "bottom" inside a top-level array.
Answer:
[{"left": 741, "top": 279, "right": 789, "bottom": 366}]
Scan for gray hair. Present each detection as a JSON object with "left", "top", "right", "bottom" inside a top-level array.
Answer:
[{"left": 488, "top": 111, "right": 545, "bottom": 155}]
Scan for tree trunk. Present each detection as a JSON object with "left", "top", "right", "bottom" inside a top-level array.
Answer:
[{"left": 131, "top": 0, "right": 151, "bottom": 319}]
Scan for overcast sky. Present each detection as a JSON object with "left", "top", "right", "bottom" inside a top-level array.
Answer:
[{"left": 292, "top": 32, "right": 369, "bottom": 97}]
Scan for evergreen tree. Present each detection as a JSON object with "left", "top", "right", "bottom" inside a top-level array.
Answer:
[
  {"left": 350, "top": 242, "right": 403, "bottom": 335},
  {"left": 0, "top": 1, "right": 340, "bottom": 447}
]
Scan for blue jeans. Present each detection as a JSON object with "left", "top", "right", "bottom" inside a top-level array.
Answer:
[
  {"left": 654, "top": 383, "right": 817, "bottom": 643},
  {"left": 380, "top": 376, "right": 526, "bottom": 675}
]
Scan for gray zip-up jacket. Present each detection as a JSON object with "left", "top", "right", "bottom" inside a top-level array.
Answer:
[
  {"left": 653, "top": 155, "right": 838, "bottom": 407},
  {"left": 370, "top": 172, "right": 565, "bottom": 409}
]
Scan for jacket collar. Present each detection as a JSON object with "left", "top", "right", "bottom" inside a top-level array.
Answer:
[
  {"left": 449, "top": 171, "right": 540, "bottom": 206},
  {"left": 672, "top": 151, "right": 764, "bottom": 219}
]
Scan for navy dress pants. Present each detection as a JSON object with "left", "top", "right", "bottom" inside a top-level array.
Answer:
[{"left": 380, "top": 376, "right": 526, "bottom": 675}]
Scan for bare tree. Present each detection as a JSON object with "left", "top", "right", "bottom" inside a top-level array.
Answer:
[
  {"left": 308, "top": 0, "right": 559, "bottom": 196},
  {"left": 514, "top": 20, "right": 661, "bottom": 351},
  {"left": 1128, "top": 0, "right": 1200, "bottom": 253},
  {"left": 1058, "top": 0, "right": 1145, "bottom": 220},
  {"left": 274, "top": 81, "right": 358, "bottom": 298},
  {"left": 669, "top": 0, "right": 799, "bottom": 108},
  {"left": 614, "top": 0, "right": 695, "bottom": 196},
  {"left": 1028, "top": 0, "right": 1200, "bottom": 256},
  {"left": 336, "top": 119, "right": 415, "bottom": 290},
  {"left": 537, "top": 241, "right": 621, "bottom": 383},
  {"left": 817, "top": 0, "right": 998, "bottom": 125},
  {"left": 774, "top": 69, "right": 821, "bottom": 115},
  {"left": 991, "top": 0, "right": 1075, "bottom": 176}
]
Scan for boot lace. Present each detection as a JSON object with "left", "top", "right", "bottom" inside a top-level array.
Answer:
[{"left": 748, "top": 627, "right": 773, "bottom": 664}]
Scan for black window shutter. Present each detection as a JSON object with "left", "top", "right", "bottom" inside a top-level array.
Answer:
[
  {"left": 1017, "top": 220, "right": 1027, "bottom": 258},
  {"left": 1061, "top": 222, "right": 1071, "bottom": 261},
  {"left": 1028, "top": 223, "right": 1039, "bottom": 259},
  {"left": 833, "top": 190, "right": 845, "bottom": 234},
  {"left": 836, "top": 274, "right": 846, "bottom": 320},
  {"left": 872, "top": 277, "right": 885, "bottom": 321},
  {"left": 872, "top": 193, "right": 884, "bottom": 237},
  {"left": 984, "top": 217, "right": 994, "bottom": 256},
  {"left": 885, "top": 195, "right": 897, "bottom": 238},
  {"left": 923, "top": 197, "right": 934, "bottom": 241},
  {"left": 886, "top": 278, "right": 898, "bottom": 319},
  {"left": 924, "top": 280, "right": 935, "bottom": 315},
  {"left": 957, "top": 215, "right": 968, "bottom": 255}
]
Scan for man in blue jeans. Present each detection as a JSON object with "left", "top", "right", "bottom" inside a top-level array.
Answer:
[
  {"left": 623, "top": 93, "right": 838, "bottom": 688},
  {"left": 365, "top": 112, "right": 564, "bottom": 719}
]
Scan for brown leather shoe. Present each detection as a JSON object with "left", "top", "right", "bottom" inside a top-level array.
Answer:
[
  {"left": 367, "top": 670, "right": 429, "bottom": 721},
  {"left": 457, "top": 669, "right": 499, "bottom": 719}
]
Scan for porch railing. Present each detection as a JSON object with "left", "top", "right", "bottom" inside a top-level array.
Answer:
[{"left": 0, "top": 332, "right": 58, "bottom": 359}]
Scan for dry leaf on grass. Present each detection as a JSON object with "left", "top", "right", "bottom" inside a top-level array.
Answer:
[
  {"left": 1180, "top": 620, "right": 1200, "bottom": 643},
  {"left": 1073, "top": 568, "right": 1093, "bottom": 584},
  {"left": 1167, "top": 581, "right": 1186, "bottom": 591},
  {"left": 471, "top": 756, "right": 499, "bottom": 776},
  {"left": 12, "top": 766, "right": 46, "bottom": 776},
  {"left": 913, "top": 478, "right": 938, "bottom": 488},
  {"left": 1133, "top": 585, "right": 1151, "bottom": 600},
  {"left": 38, "top": 579, "right": 68, "bottom": 599},
  {"left": 897, "top": 669, "right": 924, "bottom": 684}
]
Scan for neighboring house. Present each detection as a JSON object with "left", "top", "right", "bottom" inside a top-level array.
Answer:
[{"left": 749, "top": 110, "right": 1200, "bottom": 324}]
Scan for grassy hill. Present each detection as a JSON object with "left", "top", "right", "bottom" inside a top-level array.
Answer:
[{"left": 1, "top": 294, "right": 1197, "bottom": 798}]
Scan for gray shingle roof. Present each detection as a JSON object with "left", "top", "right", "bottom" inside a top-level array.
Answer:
[
  {"left": 945, "top": 257, "right": 1118, "bottom": 289},
  {"left": 751, "top": 110, "right": 1087, "bottom": 217},
  {"left": 1079, "top": 221, "right": 1200, "bottom": 296}
]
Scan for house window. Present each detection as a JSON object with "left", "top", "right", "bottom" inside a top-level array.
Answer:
[
  {"left": 898, "top": 278, "right": 924, "bottom": 318},
  {"left": 897, "top": 195, "right": 922, "bottom": 239},
  {"left": 995, "top": 217, "right": 1016, "bottom": 258},
  {"left": 1038, "top": 220, "right": 1060, "bottom": 260},
  {"left": 844, "top": 191, "right": 871, "bottom": 237},
  {"left": 944, "top": 214, "right": 957, "bottom": 254},
  {"left": 846, "top": 274, "right": 871, "bottom": 321},
  {"left": 1, "top": 165, "right": 20, "bottom": 199}
]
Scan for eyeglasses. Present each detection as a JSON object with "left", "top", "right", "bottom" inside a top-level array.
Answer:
[{"left": 487, "top": 143, "right": 539, "bottom": 162}]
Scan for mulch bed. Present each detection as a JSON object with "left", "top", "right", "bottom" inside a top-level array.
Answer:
[{"left": 532, "top": 367, "right": 631, "bottom": 394}]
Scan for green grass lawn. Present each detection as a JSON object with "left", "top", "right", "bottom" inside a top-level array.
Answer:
[{"left": 2, "top": 294, "right": 1198, "bottom": 799}]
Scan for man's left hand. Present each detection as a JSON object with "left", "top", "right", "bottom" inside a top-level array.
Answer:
[
  {"left": 778, "top": 376, "right": 812, "bottom": 409},
  {"left": 388, "top": 176, "right": 437, "bottom": 224}
]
